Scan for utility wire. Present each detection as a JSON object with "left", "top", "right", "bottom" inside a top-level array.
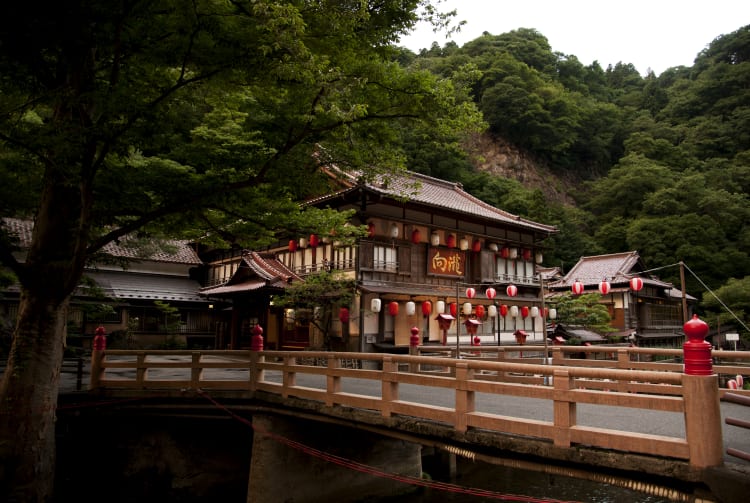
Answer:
[{"left": 681, "top": 262, "right": 750, "bottom": 332}]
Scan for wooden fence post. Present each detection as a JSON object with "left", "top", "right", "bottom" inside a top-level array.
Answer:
[
  {"left": 381, "top": 356, "right": 398, "bottom": 417},
  {"left": 683, "top": 373, "right": 724, "bottom": 468},
  {"left": 190, "top": 352, "right": 202, "bottom": 390},
  {"left": 89, "top": 348, "right": 105, "bottom": 390},
  {"left": 553, "top": 369, "right": 575, "bottom": 448},
  {"left": 454, "top": 362, "right": 474, "bottom": 433}
]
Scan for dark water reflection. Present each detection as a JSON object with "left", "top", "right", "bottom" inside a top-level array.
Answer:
[{"left": 364, "top": 459, "right": 687, "bottom": 502}]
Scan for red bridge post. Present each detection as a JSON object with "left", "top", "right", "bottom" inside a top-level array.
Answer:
[{"left": 682, "top": 315, "right": 724, "bottom": 468}]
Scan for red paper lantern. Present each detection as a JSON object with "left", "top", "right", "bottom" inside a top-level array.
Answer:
[
  {"left": 446, "top": 234, "right": 456, "bottom": 248},
  {"left": 465, "top": 287, "right": 476, "bottom": 299},
  {"left": 500, "top": 247, "right": 510, "bottom": 259},
  {"left": 309, "top": 234, "right": 319, "bottom": 248},
  {"left": 388, "top": 301, "right": 399, "bottom": 317},
  {"left": 599, "top": 280, "right": 611, "bottom": 295},
  {"left": 522, "top": 248, "right": 532, "bottom": 261},
  {"left": 572, "top": 280, "right": 584, "bottom": 295},
  {"left": 506, "top": 284, "right": 518, "bottom": 297},
  {"left": 411, "top": 228, "right": 421, "bottom": 244},
  {"left": 449, "top": 302, "right": 458, "bottom": 317},
  {"left": 472, "top": 240, "right": 482, "bottom": 252},
  {"left": 288, "top": 239, "right": 297, "bottom": 251},
  {"left": 421, "top": 301, "right": 432, "bottom": 317},
  {"left": 367, "top": 222, "right": 376, "bottom": 238},
  {"left": 630, "top": 277, "right": 643, "bottom": 292},
  {"left": 339, "top": 307, "right": 350, "bottom": 323},
  {"left": 475, "top": 305, "right": 485, "bottom": 318},
  {"left": 521, "top": 306, "right": 529, "bottom": 318},
  {"left": 500, "top": 304, "right": 509, "bottom": 317},
  {"left": 485, "top": 287, "right": 496, "bottom": 299}
]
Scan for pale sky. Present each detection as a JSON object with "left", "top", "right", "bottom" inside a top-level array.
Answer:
[{"left": 399, "top": 0, "right": 750, "bottom": 75}]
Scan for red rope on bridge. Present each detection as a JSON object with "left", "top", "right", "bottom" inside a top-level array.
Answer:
[{"left": 197, "top": 390, "right": 583, "bottom": 503}]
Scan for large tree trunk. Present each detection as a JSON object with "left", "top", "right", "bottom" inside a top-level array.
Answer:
[
  {"left": 0, "top": 291, "right": 69, "bottom": 501},
  {"left": 0, "top": 161, "right": 91, "bottom": 499}
]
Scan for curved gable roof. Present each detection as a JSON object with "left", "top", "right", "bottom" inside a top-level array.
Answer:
[{"left": 308, "top": 169, "right": 557, "bottom": 235}]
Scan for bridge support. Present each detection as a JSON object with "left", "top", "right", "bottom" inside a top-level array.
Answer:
[{"left": 248, "top": 414, "right": 423, "bottom": 503}]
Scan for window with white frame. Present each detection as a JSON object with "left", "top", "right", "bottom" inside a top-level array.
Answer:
[{"left": 373, "top": 245, "right": 398, "bottom": 272}]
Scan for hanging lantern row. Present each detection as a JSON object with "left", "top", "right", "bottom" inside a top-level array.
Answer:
[
  {"left": 289, "top": 234, "right": 325, "bottom": 250},
  {"left": 369, "top": 297, "right": 557, "bottom": 320},
  {"left": 367, "top": 224, "right": 543, "bottom": 264}
]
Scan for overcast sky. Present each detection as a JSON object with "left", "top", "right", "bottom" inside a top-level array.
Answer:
[{"left": 399, "top": 0, "right": 750, "bottom": 75}]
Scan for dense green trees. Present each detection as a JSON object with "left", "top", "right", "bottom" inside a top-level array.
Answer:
[
  {"left": 405, "top": 23, "right": 750, "bottom": 304},
  {"left": 0, "top": 1, "right": 482, "bottom": 499}
]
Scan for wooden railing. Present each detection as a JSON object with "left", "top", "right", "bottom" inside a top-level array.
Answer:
[
  {"left": 417, "top": 345, "right": 750, "bottom": 396},
  {"left": 89, "top": 347, "right": 731, "bottom": 469}
]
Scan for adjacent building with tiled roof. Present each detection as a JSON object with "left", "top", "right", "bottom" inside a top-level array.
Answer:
[
  {"left": 1, "top": 217, "right": 212, "bottom": 348},
  {"left": 547, "top": 251, "right": 695, "bottom": 347}
]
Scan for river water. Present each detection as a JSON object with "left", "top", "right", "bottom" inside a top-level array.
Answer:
[{"left": 363, "top": 458, "right": 688, "bottom": 502}]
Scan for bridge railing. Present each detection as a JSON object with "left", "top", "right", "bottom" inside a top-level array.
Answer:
[
  {"left": 90, "top": 348, "right": 725, "bottom": 469},
  {"left": 418, "top": 344, "right": 750, "bottom": 395}
]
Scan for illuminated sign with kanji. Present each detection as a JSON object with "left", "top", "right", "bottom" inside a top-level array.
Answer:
[{"left": 428, "top": 248, "right": 465, "bottom": 277}]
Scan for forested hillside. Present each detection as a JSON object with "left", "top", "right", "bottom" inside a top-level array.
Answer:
[{"left": 398, "top": 25, "right": 750, "bottom": 324}]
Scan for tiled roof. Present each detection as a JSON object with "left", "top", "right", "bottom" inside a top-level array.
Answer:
[
  {"left": 244, "top": 251, "right": 302, "bottom": 284},
  {"left": 549, "top": 251, "right": 676, "bottom": 291},
  {"left": 553, "top": 251, "right": 645, "bottom": 287},
  {"left": 2, "top": 217, "right": 202, "bottom": 265},
  {"left": 200, "top": 251, "right": 302, "bottom": 295},
  {"left": 308, "top": 170, "right": 557, "bottom": 234},
  {"left": 83, "top": 271, "right": 205, "bottom": 303}
]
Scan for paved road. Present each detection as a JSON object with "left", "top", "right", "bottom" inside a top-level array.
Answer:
[{"left": 57, "top": 356, "right": 750, "bottom": 466}]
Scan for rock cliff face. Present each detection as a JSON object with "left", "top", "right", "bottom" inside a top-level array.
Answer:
[{"left": 463, "top": 132, "right": 575, "bottom": 206}]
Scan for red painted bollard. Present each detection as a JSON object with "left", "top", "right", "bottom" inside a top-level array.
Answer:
[
  {"left": 683, "top": 314, "right": 712, "bottom": 375},
  {"left": 409, "top": 326, "right": 420, "bottom": 347},
  {"left": 251, "top": 325, "right": 264, "bottom": 351},
  {"left": 93, "top": 326, "right": 107, "bottom": 351},
  {"left": 90, "top": 326, "right": 107, "bottom": 390}
]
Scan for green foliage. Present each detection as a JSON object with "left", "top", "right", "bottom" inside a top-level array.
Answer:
[
  {"left": 700, "top": 276, "right": 750, "bottom": 332},
  {"left": 273, "top": 270, "right": 357, "bottom": 349},
  {"left": 400, "top": 22, "right": 750, "bottom": 334},
  {"left": 550, "top": 293, "right": 612, "bottom": 333}
]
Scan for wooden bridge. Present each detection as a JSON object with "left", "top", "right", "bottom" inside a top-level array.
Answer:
[{"left": 87, "top": 344, "right": 750, "bottom": 480}]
